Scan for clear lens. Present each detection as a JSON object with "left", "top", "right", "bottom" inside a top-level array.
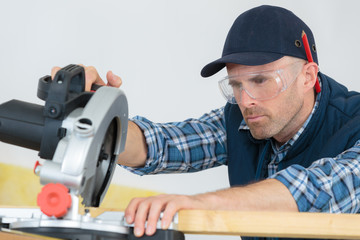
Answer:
[
  {"left": 218, "top": 61, "right": 303, "bottom": 104},
  {"left": 218, "top": 78, "right": 237, "bottom": 104}
]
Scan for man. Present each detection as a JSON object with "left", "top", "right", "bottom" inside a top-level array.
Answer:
[{"left": 52, "top": 5, "right": 360, "bottom": 239}]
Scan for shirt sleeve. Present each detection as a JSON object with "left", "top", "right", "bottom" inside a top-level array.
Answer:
[
  {"left": 121, "top": 107, "right": 227, "bottom": 175},
  {"left": 271, "top": 139, "right": 360, "bottom": 213}
]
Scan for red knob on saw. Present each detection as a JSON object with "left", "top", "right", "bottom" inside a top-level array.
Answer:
[{"left": 37, "top": 183, "right": 72, "bottom": 218}]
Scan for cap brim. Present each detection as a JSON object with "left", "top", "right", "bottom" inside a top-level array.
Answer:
[{"left": 201, "top": 52, "right": 285, "bottom": 77}]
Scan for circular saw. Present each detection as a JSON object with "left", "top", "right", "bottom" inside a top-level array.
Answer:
[{"left": 0, "top": 65, "right": 184, "bottom": 240}]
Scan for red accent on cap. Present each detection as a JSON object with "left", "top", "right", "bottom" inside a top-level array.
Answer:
[{"left": 37, "top": 183, "right": 72, "bottom": 218}]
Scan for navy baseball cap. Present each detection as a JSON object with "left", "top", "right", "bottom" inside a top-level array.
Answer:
[{"left": 201, "top": 5, "right": 318, "bottom": 77}]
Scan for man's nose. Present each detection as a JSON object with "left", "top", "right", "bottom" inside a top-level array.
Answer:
[{"left": 237, "top": 89, "right": 256, "bottom": 107}]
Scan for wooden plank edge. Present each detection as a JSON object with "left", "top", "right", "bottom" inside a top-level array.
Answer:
[
  {"left": 177, "top": 210, "right": 360, "bottom": 239},
  {"left": 0, "top": 228, "right": 61, "bottom": 240}
]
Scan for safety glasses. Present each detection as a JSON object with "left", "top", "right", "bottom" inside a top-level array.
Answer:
[{"left": 218, "top": 61, "right": 304, "bottom": 104}]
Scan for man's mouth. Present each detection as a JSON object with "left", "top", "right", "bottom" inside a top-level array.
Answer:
[{"left": 245, "top": 115, "right": 265, "bottom": 123}]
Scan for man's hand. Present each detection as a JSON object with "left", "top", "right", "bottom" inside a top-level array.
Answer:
[
  {"left": 124, "top": 179, "right": 298, "bottom": 237},
  {"left": 125, "top": 194, "right": 204, "bottom": 237},
  {"left": 51, "top": 65, "right": 122, "bottom": 91}
]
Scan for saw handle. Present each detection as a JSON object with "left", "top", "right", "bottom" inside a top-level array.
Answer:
[{"left": 90, "top": 84, "right": 103, "bottom": 92}]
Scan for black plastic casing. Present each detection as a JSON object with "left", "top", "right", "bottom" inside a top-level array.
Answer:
[{"left": 0, "top": 64, "right": 92, "bottom": 159}]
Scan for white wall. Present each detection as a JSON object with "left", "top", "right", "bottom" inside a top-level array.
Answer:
[{"left": 1, "top": 0, "right": 360, "bottom": 239}]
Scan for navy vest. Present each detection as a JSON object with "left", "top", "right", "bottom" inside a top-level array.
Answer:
[{"left": 224, "top": 72, "right": 360, "bottom": 240}]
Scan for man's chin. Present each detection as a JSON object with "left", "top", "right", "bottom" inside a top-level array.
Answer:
[{"left": 249, "top": 129, "right": 272, "bottom": 140}]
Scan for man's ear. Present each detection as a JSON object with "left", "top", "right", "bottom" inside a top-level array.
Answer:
[{"left": 303, "top": 62, "right": 319, "bottom": 92}]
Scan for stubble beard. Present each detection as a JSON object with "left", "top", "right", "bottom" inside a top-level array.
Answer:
[
  {"left": 243, "top": 107, "right": 274, "bottom": 140},
  {"left": 244, "top": 97, "right": 304, "bottom": 142}
]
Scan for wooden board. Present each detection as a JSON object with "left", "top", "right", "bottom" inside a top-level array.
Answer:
[
  {"left": 3, "top": 206, "right": 360, "bottom": 239},
  {"left": 177, "top": 210, "right": 360, "bottom": 239},
  {"left": 0, "top": 229, "right": 60, "bottom": 240}
]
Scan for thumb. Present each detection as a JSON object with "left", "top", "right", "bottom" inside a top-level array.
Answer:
[{"left": 106, "top": 71, "right": 122, "bottom": 88}]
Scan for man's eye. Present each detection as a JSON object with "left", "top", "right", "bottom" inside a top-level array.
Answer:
[
  {"left": 250, "top": 76, "right": 268, "bottom": 84},
  {"left": 229, "top": 82, "right": 241, "bottom": 88}
]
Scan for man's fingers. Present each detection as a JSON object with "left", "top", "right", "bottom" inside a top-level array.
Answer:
[
  {"left": 82, "top": 65, "right": 105, "bottom": 91},
  {"left": 125, "top": 195, "right": 196, "bottom": 237},
  {"left": 51, "top": 66, "right": 61, "bottom": 80},
  {"left": 51, "top": 65, "right": 120, "bottom": 92},
  {"left": 125, "top": 197, "right": 144, "bottom": 224},
  {"left": 161, "top": 199, "right": 181, "bottom": 229},
  {"left": 133, "top": 199, "right": 153, "bottom": 237},
  {"left": 146, "top": 197, "right": 166, "bottom": 236},
  {"left": 106, "top": 71, "right": 122, "bottom": 88}
]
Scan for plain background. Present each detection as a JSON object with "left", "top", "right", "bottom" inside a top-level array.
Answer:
[{"left": 1, "top": 1, "right": 360, "bottom": 239}]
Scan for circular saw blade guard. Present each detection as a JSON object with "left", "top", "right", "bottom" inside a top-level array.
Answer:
[{"left": 39, "top": 86, "right": 128, "bottom": 207}]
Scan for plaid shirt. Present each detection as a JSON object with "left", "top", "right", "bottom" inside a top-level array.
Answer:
[{"left": 127, "top": 93, "right": 360, "bottom": 213}]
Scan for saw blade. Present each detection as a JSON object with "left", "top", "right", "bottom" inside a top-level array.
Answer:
[
  {"left": 81, "top": 119, "right": 118, "bottom": 207},
  {"left": 92, "top": 119, "right": 117, "bottom": 206}
]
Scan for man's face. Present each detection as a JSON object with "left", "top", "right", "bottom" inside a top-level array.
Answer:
[{"left": 226, "top": 57, "right": 307, "bottom": 143}]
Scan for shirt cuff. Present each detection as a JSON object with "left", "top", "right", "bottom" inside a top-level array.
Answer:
[{"left": 119, "top": 116, "right": 164, "bottom": 175}]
